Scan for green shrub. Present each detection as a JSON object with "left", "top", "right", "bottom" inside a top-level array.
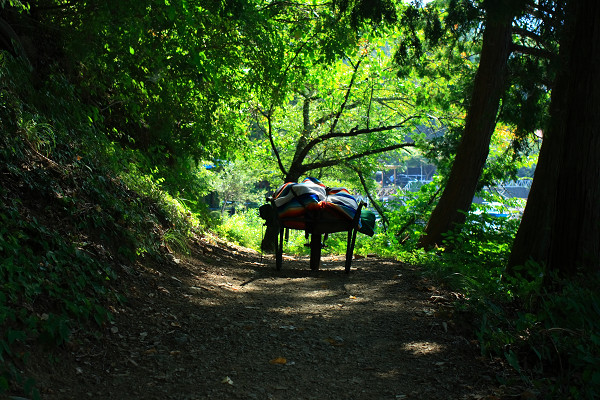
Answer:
[
  {"left": 0, "top": 52, "right": 202, "bottom": 397},
  {"left": 215, "top": 210, "right": 266, "bottom": 250}
]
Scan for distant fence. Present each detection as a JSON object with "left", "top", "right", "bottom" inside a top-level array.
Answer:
[{"left": 375, "top": 179, "right": 532, "bottom": 201}]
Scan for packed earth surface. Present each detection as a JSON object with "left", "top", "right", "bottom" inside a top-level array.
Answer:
[{"left": 26, "top": 236, "right": 522, "bottom": 400}]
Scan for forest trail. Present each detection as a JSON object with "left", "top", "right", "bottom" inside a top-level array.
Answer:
[{"left": 29, "top": 236, "right": 516, "bottom": 400}]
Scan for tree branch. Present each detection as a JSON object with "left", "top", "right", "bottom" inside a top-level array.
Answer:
[
  {"left": 353, "top": 166, "right": 389, "bottom": 230},
  {"left": 269, "top": 32, "right": 314, "bottom": 112},
  {"left": 308, "top": 95, "right": 412, "bottom": 129},
  {"left": 299, "top": 142, "right": 415, "bottom": 174},
  {"left": 262, "top": 111, "right": 288, "bottom": 178},
  {"left": 510, "top": 43, "right": 555, "bottom": 60},
  {"left": 328, "top": 115, "right": 421, "bottom": 139},
  {"left": 295, "top": 114, "right": 421, "bottom": 165},
  {"left": 308, "top": 102, "right": 360, "bottom": 129},
  {"left": 512, "top": 26, "right": 547, "bottom": 46},
  {"left": 366, "top": 82, "right": 375, "bottom": 130},
  {"left": 329, "top": 58, "right": 362, "bottom": 134}
]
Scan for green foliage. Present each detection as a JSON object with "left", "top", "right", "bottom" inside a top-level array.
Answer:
[
  {"left": 475, "top": 273, "right": 600, "bottom": 399},
  {"left": 0, "top": 201, "right": 115, "bottom": 396},
  {"left": 385, "top": 178, "right": 442, "bottom": 246},
  {"left": 215, "top": 211, "right": 265, "bottom": 250},
  {"left": 210, "top": 159, "right": 266, "bottom": 214},
  {"left": 382, "top": 189, "right": 599, "bottom": 398},
  {"left": 501, "top": 56, "right": 552, "bottom": 152},
  {"left": 397, "top": 196, "right": 521, "bottom": 298},
  {"left": 333, "top": 0, "right": 398, "bottom": 28},
  {"left": 394, "top": 0, "right": 553, "bottom": 174},
  {"left": 0, "top": 2, "right": 586, "bottom": 399},
  {"left": 0, "top": 50, "right": 202, "bottom": 396},
  {"left": 58, "top": 0, "right": 251, "bottom": 164},
  {"left": 240, "top": 1, "right": 433, "bottom": 184},
  {"left": 395, "top": 1, "right": 480, "bottom": 110},
  {"left": 441, "top": 206, "right": 520, "bottom": 271},
  {"left": 6, "top": 0, "right": 369, "bottom": 174}
]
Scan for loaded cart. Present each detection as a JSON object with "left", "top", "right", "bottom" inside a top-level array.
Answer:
[{"left": 260, "top": 178, "right": 376, "bottom": 273}]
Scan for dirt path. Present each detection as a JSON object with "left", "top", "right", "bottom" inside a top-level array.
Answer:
[{"left": 30, "top": 236, "right": 515, "bottom": 400}]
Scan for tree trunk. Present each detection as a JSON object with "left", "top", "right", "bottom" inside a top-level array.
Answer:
[
  {"left": 284, "top": 170, "right": 302, "bottom": 183},
  {"left": 509, "top": 0, "right": 600, "bottom": 275},
  {"left": 418, "top": 4, "right": 515, "bottom": 249},
  {"left": 506, "top": 118, "right": 562, "bottom": 270}
]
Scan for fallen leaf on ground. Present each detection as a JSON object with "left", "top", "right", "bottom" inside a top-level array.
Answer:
[
  {"left": 269, "top": 357, "right": 287, "bottom": 365},
  {"left": 325, "top": 337, "right": 344, "bottom": 346}
]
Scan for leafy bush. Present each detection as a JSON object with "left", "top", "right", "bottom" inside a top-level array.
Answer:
[
  {"left": 473, "top": 273, "right": 600, "bottom": 399},
  {"left": 385, "top": 179, "right": 442, "bottom": 247},
  {"left": 215, "top": 210, "right": 265, "bottom": 250},
  {"left": 539, "top": 277, "right": 600, "bottom": 399},
  {"left": 0, "top": 199, "right": 116, "bottom": 398},
  {"left": 0, "top": 51, "right": 206, "bottom": 397}
]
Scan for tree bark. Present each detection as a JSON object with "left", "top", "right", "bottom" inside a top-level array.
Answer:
[
  {"left": 418, "top": 4, "right": 515, "bottom": 249},
  {"left": 509, "top": 0, "right": 600, "bottom": 275}
]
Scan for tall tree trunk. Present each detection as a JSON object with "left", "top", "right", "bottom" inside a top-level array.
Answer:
[
  {"left": 506, "top": 115, "right": 562, "bottom": 269},
  {"left": 509, "top": 0, "right": 600, "bottom": 275},
  {"left": 418, "top": 4, "right": 515, "bottom": 249}
]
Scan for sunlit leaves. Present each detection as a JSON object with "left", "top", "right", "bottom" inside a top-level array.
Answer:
[
  {"left": 37, "top": 0, "right": 264, "bottom": 166},
  {"left": 250, "top": 24, "right": 428, "bottom": 184}
]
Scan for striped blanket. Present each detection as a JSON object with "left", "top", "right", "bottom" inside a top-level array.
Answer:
[{"left": 272, "top": 177, "right": 361, "bottom": 230}]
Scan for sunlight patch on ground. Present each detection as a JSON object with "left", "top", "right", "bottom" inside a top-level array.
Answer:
[{"left": 402, "top": 341, "right": 445, "bottom": 355}]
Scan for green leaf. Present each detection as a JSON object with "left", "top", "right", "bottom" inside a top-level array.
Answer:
[
  {"left": 7, "top": 329, "right": 25, "bottom": 345},
  {"left": 504, "top": 350, "right": 521, "bottom": 373}
]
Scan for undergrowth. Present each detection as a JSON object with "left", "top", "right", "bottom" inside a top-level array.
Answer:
[
  {"left": 395, "top": 203, "right": 600, "bottom": 399},
  {"left": 0, "top": 53, "right": 203, "bottom": 397},
  {"left": 216, "top": 208, "right": 383, "bottom": 258}
]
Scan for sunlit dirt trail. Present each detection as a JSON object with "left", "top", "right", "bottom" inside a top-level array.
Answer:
[{"left": 32, "top": 237, "right": 514, "bottom": 399}]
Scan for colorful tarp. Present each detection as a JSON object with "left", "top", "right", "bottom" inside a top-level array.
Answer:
[{"left": 272, "top": 177, "right": 361, "bottom": 230}]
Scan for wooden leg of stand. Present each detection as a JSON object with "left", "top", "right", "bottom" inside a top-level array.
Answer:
[
  {"left": 310, "top": 233, "right": 322, "bottom": 271},
  {"left": 345, "top": 228, "right": 358, "bottom": 273},
  {"left": 276, "top": 227, "right": 284, "bottom": 270}
]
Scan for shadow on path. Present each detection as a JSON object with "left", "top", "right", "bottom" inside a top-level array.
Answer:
[{"left": 34, "top": 239, "right": 513, "bottom": 400}]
